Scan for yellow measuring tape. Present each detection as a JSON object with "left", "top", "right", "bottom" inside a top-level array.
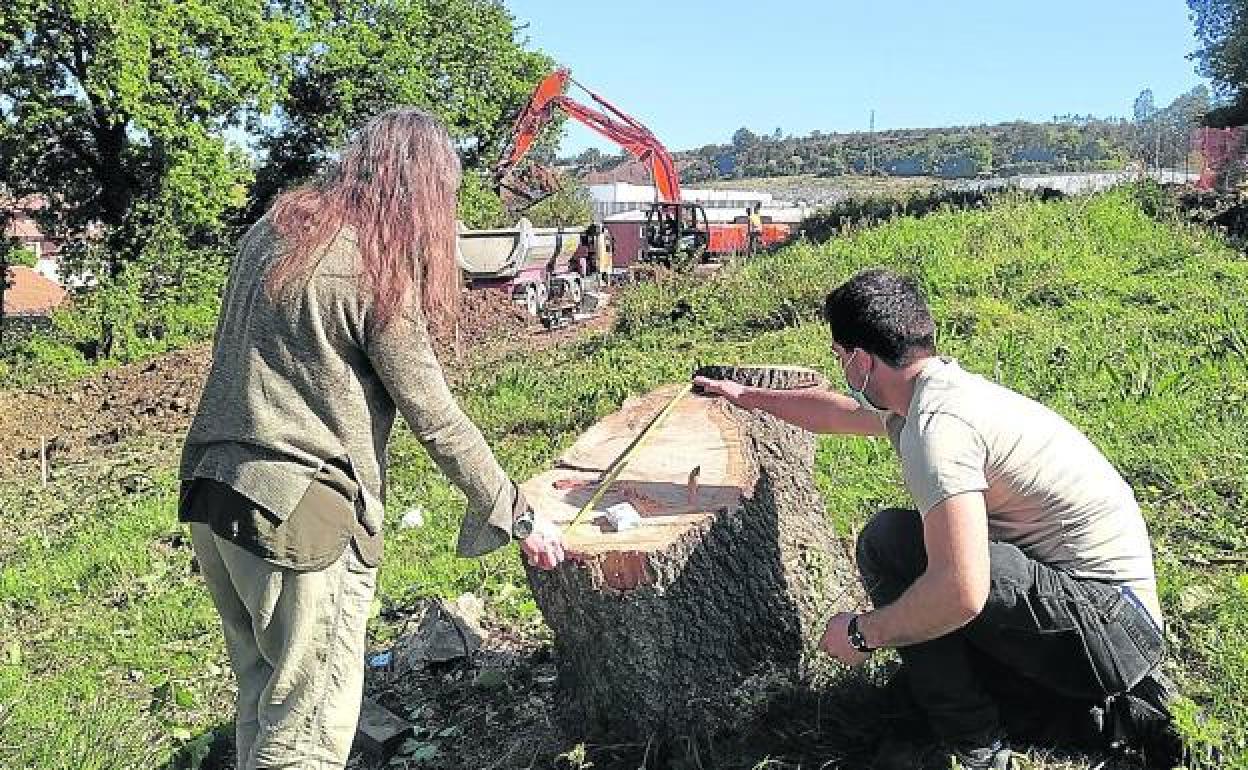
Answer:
[{"left": 563, "top": 383, "right": 694, "bottom": 533}]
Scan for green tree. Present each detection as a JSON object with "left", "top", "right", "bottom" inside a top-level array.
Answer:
[
  {"left": 0, "top": 0, "right": 297, "bottom": 357},
  {"left": 576, "top": 147, "right": 605, "bottom": 167},
  {"left": 968, "top": 139, "right": 994, "bottom": 174},
  {"left": 732, "top": 127, "right": 759, "bottom": 150},
  {"left": 1, "top": 0, "right": 552, "bottom": 362},
  {"left": 1155, "top": 85, "right": 1211, "bottom": 166},
  {"left": 0, "top": 1, "right": 295, "bottom": 276},
  {"left": 250, "top": 0, "right": 553, "bottom": 217},
  {"left": 524, "top": 177, "right": 592, "bottom": 228},
  {"left": 1134, "top": 89, "right": 1158, "bottom": 122},
  {"left": 1189, "top": 0, "right": 1248, "bottom": 123},
  {"left": 457, "top": 172, "right": 509, "bottom": 229}
]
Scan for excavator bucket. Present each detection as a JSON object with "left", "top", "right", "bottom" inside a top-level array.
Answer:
[{"left": 497, "top": 164, "right": 563, "bottom": 211}]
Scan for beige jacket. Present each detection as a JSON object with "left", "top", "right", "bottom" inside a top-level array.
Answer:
[{"left": 180, "top": 217, "right": 515, "bottom": 558}]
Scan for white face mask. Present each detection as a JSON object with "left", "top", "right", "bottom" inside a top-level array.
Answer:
[{"left": 844, "top": 349, "right": 889, "bottom": 415}]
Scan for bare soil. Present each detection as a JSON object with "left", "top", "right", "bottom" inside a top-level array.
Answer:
[
  {"left": 0, "top": 288, "right": 611, "bottom": 478},
  {"left": 0, "top": 344, "right": 213, "bottom": 477}
]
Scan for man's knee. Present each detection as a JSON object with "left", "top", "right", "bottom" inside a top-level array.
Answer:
[
  {"left": 855, "top": 507, "right": 924, "bottom": 591},
  {"left": 856, "top": 507, "right": 920, "bottom": 560}
]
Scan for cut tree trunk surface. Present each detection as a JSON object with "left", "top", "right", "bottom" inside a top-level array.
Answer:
[{"left": 522, "top": 365, "right": 863, "bottom": 742}]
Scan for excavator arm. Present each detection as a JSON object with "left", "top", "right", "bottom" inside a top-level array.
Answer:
[{"left": 495, "top": 69, "right": 682, "bottom": 204}]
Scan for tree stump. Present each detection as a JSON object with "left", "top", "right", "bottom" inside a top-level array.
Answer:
[{"left": 522, "top": 365, "right": 864, "bottom": 742}]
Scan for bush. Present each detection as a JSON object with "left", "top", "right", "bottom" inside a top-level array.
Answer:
[
  {"left": 797, "top": 187, "right": 996, "bottom": 243},
  {"left": 0, "top": 248, "right": 227, "bottom": 387}
]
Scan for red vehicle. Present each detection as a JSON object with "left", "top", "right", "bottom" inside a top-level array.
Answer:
[{"left": 495, "top": 69, "right": 790, "bottom": 270}]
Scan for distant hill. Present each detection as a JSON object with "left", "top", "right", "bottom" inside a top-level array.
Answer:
[{"left": 564, "top": 87, "right": 1210, "bottom": 185}]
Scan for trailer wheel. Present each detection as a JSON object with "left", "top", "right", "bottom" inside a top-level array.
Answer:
[
  {"left": 514, "top": 284, "right": 539, "bottom": 317},
  {"left": 568, "top": 275, "right": 584, "bottom": 307}
]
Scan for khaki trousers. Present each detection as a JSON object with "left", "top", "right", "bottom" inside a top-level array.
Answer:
[{"left": 191, "top": 523, "right": 378, "bottom": 769}]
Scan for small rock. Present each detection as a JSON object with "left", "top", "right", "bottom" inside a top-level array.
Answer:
[
  {"left": 1179, "top": 584, "right": 1218, "bottom": 614},
  {"left": 453, "top": 592, "right": 485, "bottom": 626},
  {"left": 121, "top": 474, "right": 153, "bottom": 494}
]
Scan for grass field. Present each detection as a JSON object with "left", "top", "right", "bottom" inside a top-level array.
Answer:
[{"left": 1, "top": 187, "right": 1245, "bottom": 768}]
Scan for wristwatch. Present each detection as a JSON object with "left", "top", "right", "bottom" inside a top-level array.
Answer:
[
  {"left": 847, "top": 614, "right": 874, "bottom": 653},
  {"left": 509, "top": 485, "right": 535, "bottom": 540},
  {"left": 511, "top": 506, "right": 535, "bottom": 540}
]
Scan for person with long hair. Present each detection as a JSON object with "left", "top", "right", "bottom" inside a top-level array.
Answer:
[{"left": 178, "top": 108, "right": 566, "bottom": 769}]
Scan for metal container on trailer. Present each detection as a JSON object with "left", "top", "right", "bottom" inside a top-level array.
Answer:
[{"left": 456, "top": 218, "right": 582, "bottom": 280}]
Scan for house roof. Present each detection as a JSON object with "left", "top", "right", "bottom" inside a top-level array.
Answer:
[
  {"left": 8, "top": 213, "right": 43, "bottom": 239},
  {"left": 5, "top": 266, "right": 67, "bottom": 316}
]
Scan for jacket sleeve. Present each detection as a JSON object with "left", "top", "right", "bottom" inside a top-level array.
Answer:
[{"left": 364, "top": 306, "right": 518, "bottom": 557}]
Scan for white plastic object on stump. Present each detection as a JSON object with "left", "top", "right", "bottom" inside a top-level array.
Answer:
[{"left": 605, "top": 502, "right": 642, "bottom": 532}]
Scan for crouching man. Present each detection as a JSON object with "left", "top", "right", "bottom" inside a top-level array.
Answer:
[{"left": 694, "top": 269, "right": 1181, "bottom": 769}]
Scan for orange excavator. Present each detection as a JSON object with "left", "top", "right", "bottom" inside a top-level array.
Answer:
[{"left": 494, "top": 69, "right": 790, "bottom": 269}]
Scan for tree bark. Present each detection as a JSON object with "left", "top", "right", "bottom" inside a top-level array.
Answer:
[{"left": 522, "top": 365, "right": 864, "bottom": 742}]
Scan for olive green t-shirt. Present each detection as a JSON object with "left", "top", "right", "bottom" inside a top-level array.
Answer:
[{"left": 884, "top": 358, "right": 1163, "bottom": 626}]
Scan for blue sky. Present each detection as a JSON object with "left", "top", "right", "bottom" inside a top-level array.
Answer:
[{"left": 504, "top": 0, "right": 1208, "bottom": 155}]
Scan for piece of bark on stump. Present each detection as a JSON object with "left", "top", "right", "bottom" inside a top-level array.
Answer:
[{"left": 522, "top": 365, "right": 864, "bottom": 742}]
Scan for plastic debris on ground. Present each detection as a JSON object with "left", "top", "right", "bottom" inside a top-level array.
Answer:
[{"left": 399, "top": 505, "right": 425, "bottom": 530}]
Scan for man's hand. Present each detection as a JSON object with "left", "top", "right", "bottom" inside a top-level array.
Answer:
[
  {"left": 820, "top": 612, "right": 872, "bottom": 666},
  {"left": 693, "top": 376, "right": 746, "bottom": 406},
  {"left": 519, "top": 516, "right": 566, "bottom": 570}
]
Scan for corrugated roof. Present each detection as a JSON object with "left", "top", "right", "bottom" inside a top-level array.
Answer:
[{"left": 4, "top": 266, "right": 67, "bottom": 316}]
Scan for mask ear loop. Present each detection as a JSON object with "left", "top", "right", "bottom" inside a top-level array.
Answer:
[{"left": 845, "top": 348, "right": 868, "bottom": 393}]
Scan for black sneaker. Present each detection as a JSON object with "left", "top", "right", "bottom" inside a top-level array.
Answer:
[
  {"left": 921, "top": 736, "right": 1014, "bottom": 770},
  {"left": 1104, "top": 670, "right": 1185, "bottom": 769}
]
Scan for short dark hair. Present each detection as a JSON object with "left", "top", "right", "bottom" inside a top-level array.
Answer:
[{"left": 823, "top": 269, "right": 936, "bottom": 367}]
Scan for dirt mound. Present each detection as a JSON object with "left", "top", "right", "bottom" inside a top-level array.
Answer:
[
  {"left": 436, "top": 287, "right": 531, "bottom": 358},
  {"left": 0, "top": 344, "right": 212, "bottom": 475}
]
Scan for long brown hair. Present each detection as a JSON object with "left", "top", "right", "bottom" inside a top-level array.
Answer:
[{"left": 266, "top": 108, "right": 461, "bottom": 334}]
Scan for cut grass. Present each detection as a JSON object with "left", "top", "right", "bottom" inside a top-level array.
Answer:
[{"left": 1, "top": 186, "right": 1245, "bottom": 767}]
